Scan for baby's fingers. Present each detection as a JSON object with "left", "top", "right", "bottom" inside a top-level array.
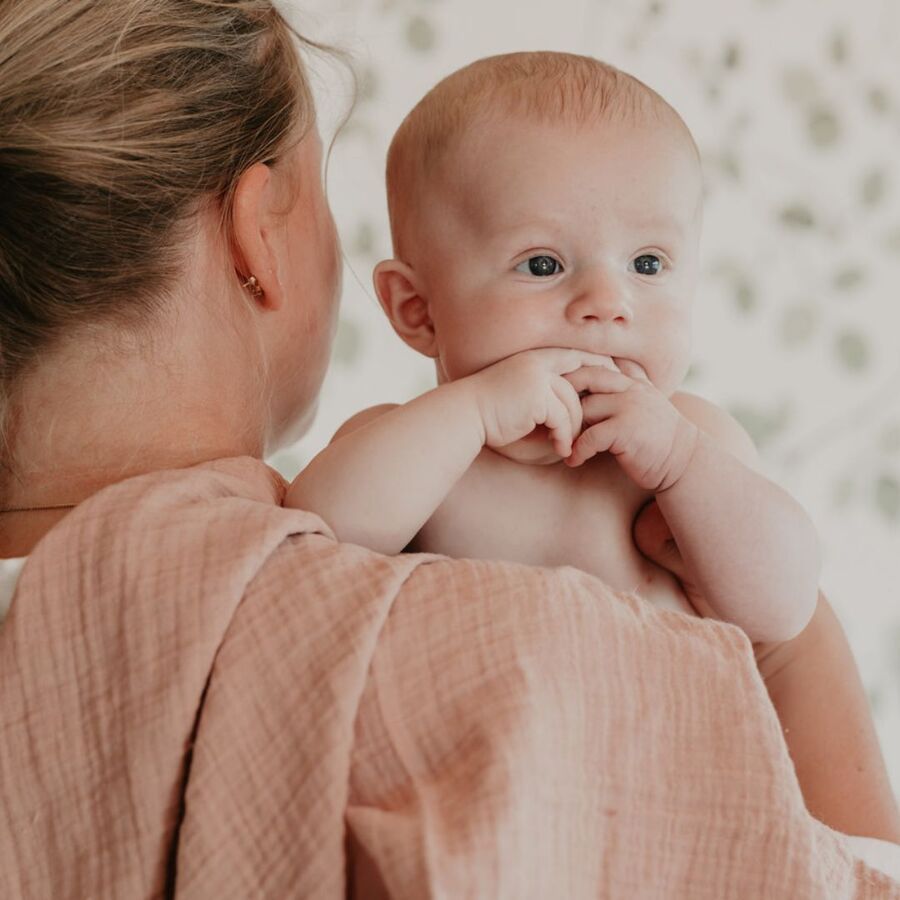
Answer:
[
  {"left": 565, "top": 365, "right": 632, "bottom": 396},
  {"left": 613, "top": 358, "right": 650, "bottom": 383},
  {"left": 579, "top": 392, "right": 620, "bottom": 427},
  {"left": 533, "top": 348, "right": 619, "bottom": 377},
  {"left": 543, "top": 390, "right": 575, "bottom": 457},
  {"left": 565, "top": 420, "right": 616, "bottom": 467},
  {"left": 553, "top": 377, "right": 583, "bottom": 440}
]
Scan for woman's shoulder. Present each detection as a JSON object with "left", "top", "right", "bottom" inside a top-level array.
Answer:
[
  {"left": 11, "top": 454, "right": 339, "bottom": 630},
  {"left": 122, "top": 453, "right": 292, "bottom": 510},
  {"left": 43, "top": 453, "right": 324, "bottom": 550}
]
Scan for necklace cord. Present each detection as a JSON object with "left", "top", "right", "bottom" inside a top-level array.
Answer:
[{"left": 0, "top": 502, "right": 79, "bottom": 514}]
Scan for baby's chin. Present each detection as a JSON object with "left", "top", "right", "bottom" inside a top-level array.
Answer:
[{"left": 490, "top": 425, "right": 564, "bottom": 466}]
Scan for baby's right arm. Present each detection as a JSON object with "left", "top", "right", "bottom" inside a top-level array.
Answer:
[{"left": 285, "top": 348, "right": 610, "bottom": 554}]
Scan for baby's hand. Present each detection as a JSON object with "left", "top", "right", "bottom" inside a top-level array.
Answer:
[
  {"left": 465, "top": 348, "right": 617, "bottom": 458},
  {"left": 562, "top": 360, "right": 699, "bottom": 491}
]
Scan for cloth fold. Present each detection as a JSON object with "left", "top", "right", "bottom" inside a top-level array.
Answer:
[{"left": 0, "top": 455, "right": 897, "bottom": 898}]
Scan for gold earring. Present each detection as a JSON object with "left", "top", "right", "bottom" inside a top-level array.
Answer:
[{"left": 241, "top": 274, "right": 264, "bottom": 298}]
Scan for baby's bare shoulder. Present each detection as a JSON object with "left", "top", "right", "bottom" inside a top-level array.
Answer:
[
  {"left": 330, "top": 403, "right": 399, "bottom": 444},
  {"left": 670, "top": 390, "right": 761, "bottom": 471}
]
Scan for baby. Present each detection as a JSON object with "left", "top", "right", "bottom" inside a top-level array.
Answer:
[{"left": 287, "top": 52, "right": 897, "bottom": 835}]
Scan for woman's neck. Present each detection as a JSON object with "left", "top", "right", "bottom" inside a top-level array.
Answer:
[
  {"left": 0, "top": 508, "right": 73, "bottom": 558},
  {"left": 0, "top": 442, "right": 263, "bottom": 558},
  {"left": 0, "top": 294, "right": 271, "bottom": 557}
]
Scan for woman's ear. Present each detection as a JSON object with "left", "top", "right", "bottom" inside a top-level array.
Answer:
[
  {"left": 229, "top": 162, "right": 283, "bottom": 310},
  {"left": 373, "top": 259, "right": 438, "bottom": 358}
]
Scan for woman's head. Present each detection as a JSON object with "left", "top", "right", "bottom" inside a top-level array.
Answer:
[{"left": 0, "top": 0, "right": 342, "bottom": 510}]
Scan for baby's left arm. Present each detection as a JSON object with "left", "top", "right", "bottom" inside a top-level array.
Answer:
[
  {"left": 658, "top": 392, "right": 820, "bottom": 642},
  {"left": 564, "top": 365, "right": 820, "bottom": 643}
]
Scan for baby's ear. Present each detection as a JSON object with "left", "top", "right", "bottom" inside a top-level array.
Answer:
[{"left": 373, "top": 259, "right": 438, "bottom": 358}]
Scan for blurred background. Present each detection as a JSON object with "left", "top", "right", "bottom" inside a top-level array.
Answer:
[{"left": 274, "top": 0, "right": 900, "bottom": 797}]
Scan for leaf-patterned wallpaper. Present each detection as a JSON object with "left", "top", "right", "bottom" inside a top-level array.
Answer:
[{"left": 274, "top": 0, "right": 900, "bottom": 798}]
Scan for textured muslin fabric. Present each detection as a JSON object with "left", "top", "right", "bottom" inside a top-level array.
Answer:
[{"left": 0, "top": 455, "right": 897, "bottom": 899}]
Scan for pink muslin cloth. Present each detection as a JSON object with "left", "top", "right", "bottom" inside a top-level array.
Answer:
[{"left": 0, "top": 455, "right": 897, "bottom": 898}]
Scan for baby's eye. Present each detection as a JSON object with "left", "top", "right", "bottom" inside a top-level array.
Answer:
[
  {"left": 631, "top": 254, "right": 663, "bottom": 276},
  {"left": 515, "top": 255, "right": 563, "bottom": 277}
]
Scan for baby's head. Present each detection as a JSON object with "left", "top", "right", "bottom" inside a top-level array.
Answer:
[{"left": 375, "top": 51, "right": 703, "bottom": 401}]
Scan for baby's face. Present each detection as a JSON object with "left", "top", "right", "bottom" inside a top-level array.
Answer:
[{"left": 412, "top": 113, "right": 703, "bottom": 404}]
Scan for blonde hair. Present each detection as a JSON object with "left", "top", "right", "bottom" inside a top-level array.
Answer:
[
  {"left": 386, "top": 51, "right": 697, "bottom": 257},
  {"left": 0, "top": 0, "right": 339, "bottom": 501}
]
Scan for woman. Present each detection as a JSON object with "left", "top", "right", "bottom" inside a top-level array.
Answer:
[{"left": 0, "top": 1, "right": 897, "bottom": 896}]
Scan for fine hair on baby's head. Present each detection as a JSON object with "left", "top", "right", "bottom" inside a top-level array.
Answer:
[
  {"left": 0, "top": 0, "right": 341, "bottom": 502},
  {"left": 385, "top": 51, "right": 699, "bottom": 261}
]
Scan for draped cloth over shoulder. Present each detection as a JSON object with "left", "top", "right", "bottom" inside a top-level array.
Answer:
[{"left": 0, "top": 456, "right": 897, "bottom": 899}]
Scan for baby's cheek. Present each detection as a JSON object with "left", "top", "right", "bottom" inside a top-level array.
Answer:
[
  {"left": 432, "top": 316, "right": 488, "bottom": 380},
  {"left": 663, "top": 349, "right": 692, "bottom": 394},
  {"left": 439, "top": 339, "right": 509, "bottom": 382},
  {"left": 649, "top": 326, "right": 692, "bottom": 395},
  {"left": 438, "top": 348, "right": 482, "bottom": 383}
]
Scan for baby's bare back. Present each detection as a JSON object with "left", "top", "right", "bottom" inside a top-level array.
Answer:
[{"left": 410, "top": 446, "right": 696, "bottom": 617}]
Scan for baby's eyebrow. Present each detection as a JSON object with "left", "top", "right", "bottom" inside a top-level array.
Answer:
[
  {"left": 484, "top": 211, "right": 691, "bottom": 248},
  {"left": 491, "top": 220, "right": 686, "bottom": 251},
  {"left": 490, "top": 215, "right": 564, "bottom": 232},
  {"left": 622, "top": 215, "right": 686, "bottom": 238},
  {"left": 487, "top": 219, "right": 567, "bottom": 244}
]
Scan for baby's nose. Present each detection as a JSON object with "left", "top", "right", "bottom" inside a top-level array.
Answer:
[{"left": 566, "top": 270, "right": 632, "bottom": 325}]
